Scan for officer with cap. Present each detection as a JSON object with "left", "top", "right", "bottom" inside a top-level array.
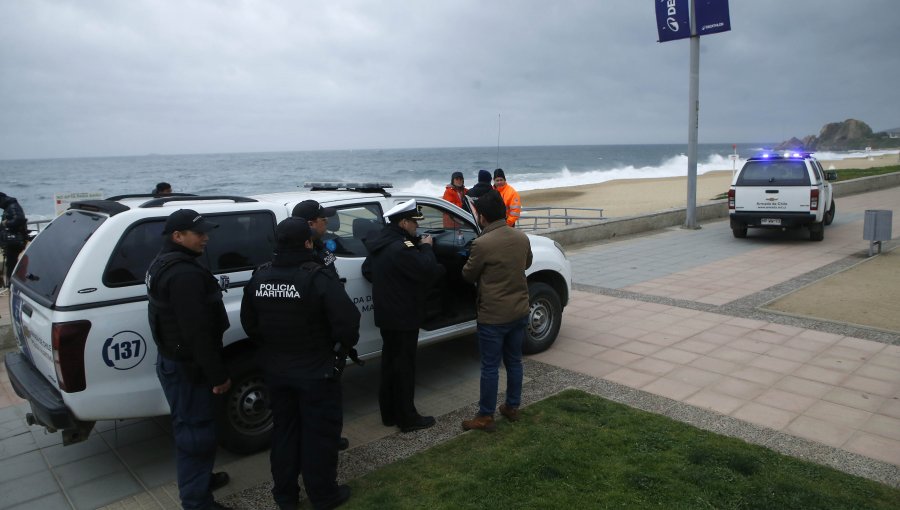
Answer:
[
  {"left": 146, "top": 209, "right": 232, "bottom": 510},
  {"left": 362, "top": 199, "right": 445, "bottom": 432},
  {"left": 291, "top": 200, "right": 339, "bottom": 278},
  {"left": 241, "top": 217, "right": 359, "bottom": 510}
]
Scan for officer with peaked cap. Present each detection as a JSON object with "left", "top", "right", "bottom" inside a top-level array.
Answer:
[
  {"left": 241, "top": 217, "right": 359, "bottom": 509},
  {"left": 146, "top": 209, "right": 232, "bottom": 510},
  {"left": 362, "top": 199, "right": 445, "bottom": 432}
]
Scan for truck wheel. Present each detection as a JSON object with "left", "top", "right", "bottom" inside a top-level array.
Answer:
[
  {"left": 523, "top": 282, "right": 562, "bottom": 355},
  {"left": 809, "top": 222, "right": 825, "bottom": 242},
  {"left": 823, "top": 200, "right": 836, "bottom": 226},
  {"left": 732, "top": 225, "right": 747, "bottom": 238},
  {"left": 216, "top": 358, "right": 273, "bottom": 454}
]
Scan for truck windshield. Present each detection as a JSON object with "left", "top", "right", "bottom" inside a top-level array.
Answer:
[{"left": 12, "top": 210, "right": 106, "bottom": 305}]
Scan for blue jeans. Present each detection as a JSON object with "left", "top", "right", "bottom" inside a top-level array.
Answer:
[
  {"left": 477, "top": 317, "right": 527, "bottom": 416},
  {"left": 156, "top": 354, "right": 217, "bottom": 510}
]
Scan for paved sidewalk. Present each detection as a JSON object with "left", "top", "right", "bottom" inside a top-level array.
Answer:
[{"left": 1, "top": 186, "right": 898, "bottom": 509}]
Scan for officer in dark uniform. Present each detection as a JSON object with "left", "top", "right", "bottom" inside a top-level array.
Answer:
[
  {"left": 146, "top": 209, "right": 232, "bottom": 510},
  {"left": 241, "top": 218, "right": 360, "bottom": 510},
  {"left": 362, "top": 199, "right": 445, "bottom": 432},
  {"left": 0, "top": 192, "right": 28, "bottom": 285},
  {"left": 292, "top": 200, "right": 339, "bottom": 278}
]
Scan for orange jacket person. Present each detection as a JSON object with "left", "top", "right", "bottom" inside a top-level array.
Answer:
[
  {"left": 441, "top": 171, "right": 467, "bottom": 227},
  {"left": 493, "top": 168, "right": 521, "bottom": 227}
]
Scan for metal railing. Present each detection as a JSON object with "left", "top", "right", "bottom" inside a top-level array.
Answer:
[{"left": 516, "top": 206, "right": 605, "bottom": 231}]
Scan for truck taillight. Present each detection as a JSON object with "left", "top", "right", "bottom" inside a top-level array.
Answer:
[
  {"left": 810, "top": 189, "right": 819, "bottom": 210},
  {"left": 52, "top": 321, "right": 91, "bottom": 393},
  {"left": 727, "top": 189, "right": 735, "bottom": 209}
]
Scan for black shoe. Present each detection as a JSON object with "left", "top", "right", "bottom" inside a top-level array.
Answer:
[
  {"left": 315, "top": 484, "right": 351, "bottom": 510},
  {"left": 209, "top": 471, "right": 230, "bottom": 492},
  {"left": 210, "top": 500, "right": 233, "bottom": 510},
  {"left": 400, "top": 415, "right": 435, "bottom": 433},
  {"left": 381, "top": 415, "right": 396, "bottom": 427},
  {"left": 339, "top": 437, "right": 350, "bottom": 451}
]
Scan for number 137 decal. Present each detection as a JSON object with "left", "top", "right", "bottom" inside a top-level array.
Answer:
[{"left": 102, "top": 331, "right": 148, "bottom": 370}]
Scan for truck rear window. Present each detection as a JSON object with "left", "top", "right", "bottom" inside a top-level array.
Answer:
[
  {"left": 737, "top": 161, "right": 811, "bottom": 186},
  {"left": 12, "top": 210, "right": 107, "bottom": 304}
]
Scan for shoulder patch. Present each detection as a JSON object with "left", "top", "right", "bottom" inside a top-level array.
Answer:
[{"left": 404, "top": 240, "right": 415, "bottom": 248}]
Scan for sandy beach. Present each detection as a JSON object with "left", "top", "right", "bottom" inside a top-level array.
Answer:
[{"left": 519, "top": 153, "right": 900, "bottom": 218}]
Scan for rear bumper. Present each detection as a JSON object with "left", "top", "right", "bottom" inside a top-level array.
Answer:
[
  {"left": 730, "top": 211, "right": 817, "bottom": 229},
  {"left": 4, "top": 351, "right": 78, "bottom": 430}
]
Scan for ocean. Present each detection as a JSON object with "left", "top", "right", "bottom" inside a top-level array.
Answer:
[{"left": 1, "top": 144, "right": 892, "bottom": 219}]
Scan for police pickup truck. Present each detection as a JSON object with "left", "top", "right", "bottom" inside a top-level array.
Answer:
[
  {"left": 728, "top": 151, "right": 836, "bottom": 241},
  {"left": 4, "top": 185, "right": 572, "bottom": 453}
]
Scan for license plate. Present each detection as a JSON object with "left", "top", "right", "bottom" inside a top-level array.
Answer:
[{"left": 761, "top": 218, "right": 781, "bottom": 226}]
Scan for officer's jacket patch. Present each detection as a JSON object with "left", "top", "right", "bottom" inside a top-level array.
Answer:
[{"left": 404, "top": 240, "right": 415, "bottom": 248}]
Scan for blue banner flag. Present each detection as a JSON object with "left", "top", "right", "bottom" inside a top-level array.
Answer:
[
  {"left": 655, "top": 0, "right": 691, "bottom": 42},
  {"left": 696, "top": 0, "right": 731, "bottom": 36}
]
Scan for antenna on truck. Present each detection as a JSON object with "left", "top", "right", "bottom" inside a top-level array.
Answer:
[{"left": 496, "top": 113, "right": 502, "bottom": 169}]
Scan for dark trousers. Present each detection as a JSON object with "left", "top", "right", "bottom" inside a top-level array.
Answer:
[
  {"left": 266, "top": 370, "right": 343, "bottom": 509},
  {"left": 378, "top": 328, "right": 420, "bottom": 426},
  {"left": 2, "top": 246, "right": 21, "bottom": 283},
  {"left": 157, "top": 354, "right": 217, "bottom": 510}
]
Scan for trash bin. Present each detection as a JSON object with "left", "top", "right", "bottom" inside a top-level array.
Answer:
[{"left": 863, "top": 209, "right": 892, "bottom": 256}]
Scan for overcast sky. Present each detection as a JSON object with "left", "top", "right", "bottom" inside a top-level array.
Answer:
[{"left": 1, "top": 0, "right": 898, "bottom": 160}]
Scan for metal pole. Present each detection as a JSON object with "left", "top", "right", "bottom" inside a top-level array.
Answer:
[{"left": 685, "top": 0, "right": 700, "bottom": 229}]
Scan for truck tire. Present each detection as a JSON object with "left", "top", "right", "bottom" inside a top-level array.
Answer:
[
  {"left": 732, "top": 225, "right": 748, "bottom": 238},
  {"left": 823, "top": 200, "right": 836, "bottom": 226},
  {"left": 523, "top": 282, "right": 562, "bottom": 355},
  {"left": 809, "top": 222, "right": 825, "bottom": 242},
  {"left": 216, "top": 357, "right": 273, "bottom": 454}
]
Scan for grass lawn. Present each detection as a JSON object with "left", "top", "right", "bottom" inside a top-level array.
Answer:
[
  {"left": 334, "top": 389, "right": 900, "bottom": 509},
  {"left": 834, "top": 165, "right": 900, "bottom": 181}
]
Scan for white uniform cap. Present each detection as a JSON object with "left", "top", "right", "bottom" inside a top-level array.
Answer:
[{"left": 383, "top": 198, "right": 424, "bottom": 220}]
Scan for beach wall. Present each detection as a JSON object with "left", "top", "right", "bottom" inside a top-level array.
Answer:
[{"left": 540, "top": 172, "right": 900, "bottom": 248}]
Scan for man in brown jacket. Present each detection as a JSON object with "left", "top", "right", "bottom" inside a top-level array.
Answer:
[{"left": 460, "top": 190, "right": 533, "bottom": 432}]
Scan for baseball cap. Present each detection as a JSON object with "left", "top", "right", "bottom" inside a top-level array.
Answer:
[
  {"left": 275, "top": 217, "right": 313, "bottom": 248},
  {"left": 292, "top": 200, "right": 336, "bottom": 220},
  {"left": 162, "top": 209, "right": 218, "bottom": 235}
]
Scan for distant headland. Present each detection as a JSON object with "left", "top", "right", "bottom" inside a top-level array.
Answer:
[{"left": 775, "top": 119, "right": 900, "bottom": 151}]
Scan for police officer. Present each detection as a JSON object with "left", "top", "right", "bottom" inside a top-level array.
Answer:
[
  {"left": 0, "top": 192, "right": 28, "bottom": 285},
  {"left": 241, "top": 218, "right": 359, "bottom": 510},
  {"left": 362, "top": 199, "right": 445, "bottom": 432},
  {"left": 291, "top": 200, "right": 339, "bottom": 278},
  {"left": 146, "top": 209, "right": 232, "bottom": 510}
]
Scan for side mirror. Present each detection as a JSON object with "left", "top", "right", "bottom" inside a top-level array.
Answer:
[{"left": 824, "top": 170, "right": 838, "bottom": 181}]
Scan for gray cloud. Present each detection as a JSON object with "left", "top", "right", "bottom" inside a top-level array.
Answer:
[{"left": 1, "top": 0, "right": 898, "bottom": 159}]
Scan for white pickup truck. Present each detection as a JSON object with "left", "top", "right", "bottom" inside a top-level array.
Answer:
[
  {"left": 728, "top": 151, "right": 837, "bottom": 241},
  {"left": 4, "top": 185, "right": 572, "bottom": 453}
]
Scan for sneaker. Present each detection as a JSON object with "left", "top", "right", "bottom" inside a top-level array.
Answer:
[
  {"left": 499, "top": 404, "right": 520, "bottom": 422},
  {"left": 400, "top": 415, "right": 435, "bottom": 433},
  {"left": 461, "top": 414, "right": 496, "bottom": 432},
  {"left": 209, "top": 471, "right": 230, "bottom": 491}
]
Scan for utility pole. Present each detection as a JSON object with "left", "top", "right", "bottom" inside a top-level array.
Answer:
[{"left": 684, "top": 0, "right": 700, "bottom": 229}]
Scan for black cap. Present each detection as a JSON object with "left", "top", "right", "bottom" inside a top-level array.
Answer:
[
  {"left": 451, "top": 171, "right": 464, "bottom": 182},
  {"left": 478, "top": 170, "right": 492, "bottom": 183},
  {"left": 292, "top": 200, "right": 336, "bottom": 220},
  {"left": 275, "top": 217, "right": 312, "bottom": 249},
  {"left": 494, "top": 168, "right": 505, "bottom": 179},
  {"left": 162, "top": 209, "right": 218, "bottom": 235}
]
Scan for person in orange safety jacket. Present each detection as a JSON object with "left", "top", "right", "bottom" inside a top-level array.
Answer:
[
  {"left": 441, "top": 171, "right": 468, "bottom": 227},
  {"left": 493, "top": 168, "right": 521, "bottom": 227}
]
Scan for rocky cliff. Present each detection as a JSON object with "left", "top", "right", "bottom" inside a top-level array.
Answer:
[{"left": 775, "top": 119, "right": 899, "bottom": 151}]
